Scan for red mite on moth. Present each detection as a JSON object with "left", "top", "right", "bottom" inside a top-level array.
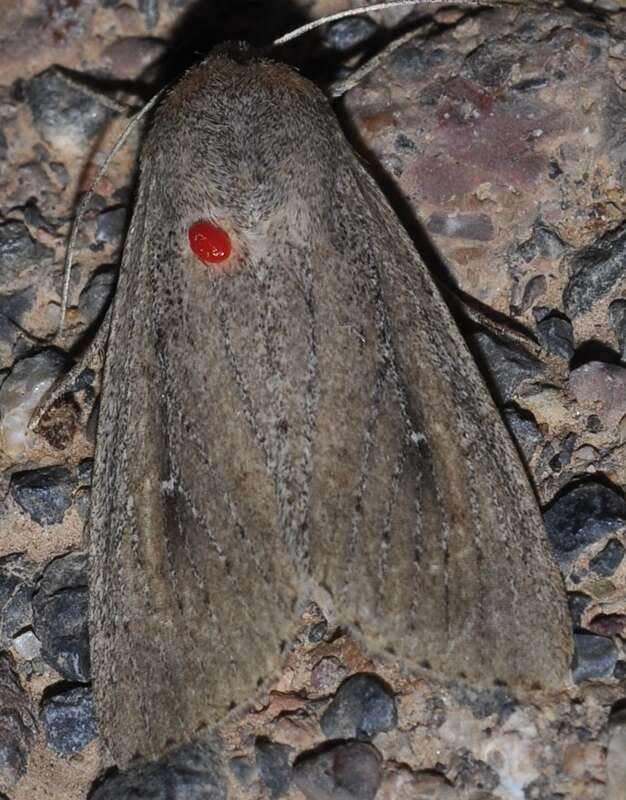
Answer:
[{"left": 188, "top": 220, "right": 232, "bottom": 264}]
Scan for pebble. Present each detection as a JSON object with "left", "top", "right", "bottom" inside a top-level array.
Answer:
[
  {"left": 503, "top": 406, "right": 543, "bottom": 462},
  {"left": 450, "top": 684, "right": 515, "bottom": 723},
  {"left": 90, "top": 736, "right": 226, "bottom": 799},
  {"left": 563, "top": 223, "right": 626, "bottom": 317},
  {"left": 608, "top": 299, "right": 626, "bottom": 360},
  {"left": 78, "top": 266, "right": 116, "bottom": 326},
  {"left": 0, "top": 654, "right": 36, "bottom": 787},
  {"left": 311, "top": 657, "right": 346, "bottom": 695},
  {"left": 517, "top": 223, "right": 565, "bottom": 262},
  {"left": 307, "top": 619, "right": 329, "bottom": 643},
  {"left": 137, "top": 0, "right": 160, "bottom": 30},
  {"left": 33, "top": 552, "right": 90, "bottom": 682},
  {"left": 15, "top": 161, "right": 52, "bottom": 206},
  {"left": 293, "top": 741, "right": 382, "bottom": 800},
  {"left": 567, "top": 592, "right": 592, "bottom": 629},
  {"left": 588, "top": 614, "right": 626, "bottom": 637},
  {"left": 378, "top": 765, "right": 455, "bottom": 800},
  {"left": 613, "top": 661, "right": 626, "bottom": 681},
  {"left": 0, "top": 288, "right": 36, "bottom": 365},
  {"left": 96, "top": 206, "right": 128, "bottom": 247},
  {"left": 101, "top": 36, "right": 167, "bottom": 80},
  {"left": 10, "top": 466, "right": 75, "bottom": 526},
  {"left": 320, "top": 673, "right": 397, "bottom": 740},
  {"left": 427, "top": 212, "right": 494, "bottom": 241},
  {"left": 543, "top": 481, "right": 626, "bottom": 567},
  {"left": 12, "top": 630, "right": 41, "bottom": 661},
  {"left": 0, "top": 348, "right": 69, "bottom": 458},
  {"left": 26, "top": 68, "right": 114, "bottom": 151},
  {"left": 449, "top": 750, "right": 499, "bottom": 792},
  {"left": 515, "top": 274, "right": 547, "bottom": 314},
  {"left": 536, "top": 315, "right": 574, "bottom": 360},
  {"left": 569, "top": 362, "right": 626, "bottom": 432},
  {"left": 572, "top": 633, "right": 618, "bottom": 682},
  {"left": 0, "top": 219, "right": 54, "bottom": 281},
  {"left": 589, "top": 539, "right": 625, "bottom": 577},
  {"left": 471, "top": 332, "right": 541, "bottom": 403},
  {"left": 40, "top": 685, "right": 97, "bottom": 757},
  {"left": 0, "top": 553, "right": 36, "bottom": 648},
  {"left": 255, "top": 738, "right": 292, "bottom": 799},
  {"left": 326, "top": 17, "right": 379, "bottom": 52},
  {"left": 229, "top": 757, "right": 255, "bottom": 786}
]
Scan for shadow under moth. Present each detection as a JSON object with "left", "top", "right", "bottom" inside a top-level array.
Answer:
[{"left": 84, "top": 39, "right": 573, "bottom": 772}]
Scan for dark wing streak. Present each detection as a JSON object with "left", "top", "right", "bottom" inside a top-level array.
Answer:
[
  {"left": 165, "top": 399, "right": 275, "bottom": 590},
  {"left": 343, "top": 360, "right": 387, "bottom": 603},
  {"left": 147, "top": 274, "right": 224, "bottom": 689},
  {"left": 367, "top": 254, "right": 449, "bottom": 632},
  {"left": 260, "top": 260, "right": 294, "bottom": 536},
  {"left": 370, "top": 260, "right": 453, "bottom": 641},
  {"left": 173, "top": 476, "right": 246, "bottom": 681},
  {"left": 377, "top": 434, "right": 409, "bottom": 604},
  {"left": 298, "top": 244, "right": 319, "bottom": 566},
  {"left": 216, "top": 303, "right": 270, "bottom": 464},
  {"left": 409, "top": 462, "right": 424, "bottom": 631},
  {"left": 91, "top": 171, "right": 157, "bottom": 749}
]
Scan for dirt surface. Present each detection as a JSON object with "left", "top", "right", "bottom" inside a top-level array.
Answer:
[{"left": 1, "top": 1, "right": 625, "bottom": 798}]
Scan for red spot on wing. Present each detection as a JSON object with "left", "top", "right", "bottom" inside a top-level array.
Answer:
[{"left": 188, "top": 221, "right": 232, "bottom": 265}]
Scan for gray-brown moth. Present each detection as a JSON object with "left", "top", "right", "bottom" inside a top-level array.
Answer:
[{"left": 89, "top": 48, "right": 573, "bottom": 769}]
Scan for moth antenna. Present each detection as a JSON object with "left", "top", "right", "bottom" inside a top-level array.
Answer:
[
  {"left": 58, "top": 88, "right": 165, "bottom": 336},
  {"left": 274, "top": 0, "right": 497, "bottom": 46}
]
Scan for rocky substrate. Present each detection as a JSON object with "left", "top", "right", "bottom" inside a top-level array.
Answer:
[{"left": 0, "top": 1, "right": 625, "bottom": 798}]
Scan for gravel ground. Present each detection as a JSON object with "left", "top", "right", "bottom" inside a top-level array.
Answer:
[{"left": 0, "top": 1, "right": 625, "bottom": 798}]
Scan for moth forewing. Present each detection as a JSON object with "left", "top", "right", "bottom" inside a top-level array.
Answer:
[{"left": 90, "top": 52, "right": 572, "bottom": 767}]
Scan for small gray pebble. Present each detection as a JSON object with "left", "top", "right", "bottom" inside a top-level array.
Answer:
[
  {"left": 503, "top": 406, "right": 543, "bottom": 462},
  {"left": 608, "top": 299, "right": 626, "bottom": 361},
  {"left": 536, "top": 315, "right": 574, "bottom": 360},
  {"left": 543, "top": 481, "right": 626, "bottom": 567},
  {"left": 0, "top": 219, "right": 54, "bottom": 280},
  {"left": 321, "top": 673, "right": 397, "bottom": 740},
  {"left": 567, "top": 592, "right": 591, "bottom": 629},
  {"left": 0, "top": 288, "right": 36, "bottom": 366},
  {"left": 0, "top": 554, "right": 36, "bottom": 648},
  {"left": 41, "top": 685, "right": 97, "bottom": 757},
  {"left": 293, "top": 741, "right": 382, "bottom": 800},
  {"left": 572, "top": 633, "right": 618, "bottom": 682},
  {"left": 78, "top": 459, "right": 94, "bottom": 484},
  {"left": 613, "top": 660, "right": 626, "bottom": 680},
  {"left": 0, "top": 654, "right": 36, "bottom": 786},
  {"left": 450, "top": 684, "right": 516, "bottom": 723},
  {"left": 79, "top": 266, "right": 116, "bottom": 326},
  {"left": 308, "top": 620, "right": 328, "bottom": 643},
  {"left": 229, "top": 757, "right": 255, "bottom": 785},
  {"left": 516, "top": 274, "right": 546, "bottom": 314},
  {"left": 26, "top": 68, "right": 113, "bottom": 149},
  {"left": 138, "top": 0, "right": 160, "bottom": 29},
  {"left": 10, "top": 466, "right": 75, "bottom": 526},
  {"left": 255, "top": 738, "right": 292, "bottom": 799},
  {"left": 90, "top": 737, "right": 226, "bottom": 799},
  {"left": 96, "top": 206, "right": 127, "bottom": 246},
  {"left": 470, "top": 331, "right": 542, "bottom": 404},
  {"left": 326, "top": 18, "right": 378, "bottom": 52},
  {"left": 589, "top": 539, "right": 625, "bottom": 577},
  {"left": 33, "top": 553, "right": 90, "bottom": 682},
  {"left": 563, "top": 223, "right": 626, "bottom": 317},
  {"left": 450, "top": 749, "right": 499, "bottom": 791}
]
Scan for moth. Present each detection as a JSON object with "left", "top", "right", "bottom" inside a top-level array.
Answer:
[{"left": 87, "top": 46, "right": 572, "bottom": 769}]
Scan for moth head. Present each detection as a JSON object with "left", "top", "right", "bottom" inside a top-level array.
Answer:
[{"left": 143, "top": 53, "right": 343, "bottom": 276}]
